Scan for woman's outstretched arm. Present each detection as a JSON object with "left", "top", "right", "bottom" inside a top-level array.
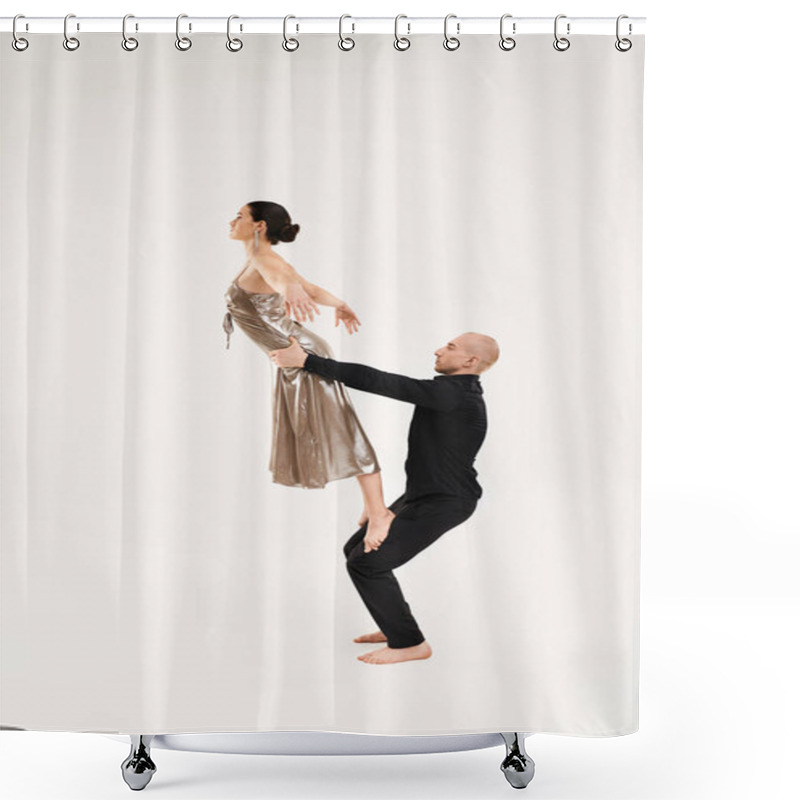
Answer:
[
  {"left": 297, "top": 277, "right": 342, "bottom": 308},
  {"left": 254, "top": 260, "right": 320, "bottom": 322},
  {"left": 256, "top": 259, "right": 360, "bottom": 332},
  {"left": 295, "top": 275, "right": 362, "bottom": 335}
]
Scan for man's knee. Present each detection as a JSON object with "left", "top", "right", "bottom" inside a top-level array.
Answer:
[
  {"left": 346, "top": 545, "right": 385, "bottom": 576},
  {"left": 343, "top": 527, "right": 366, "bottom": 559}
]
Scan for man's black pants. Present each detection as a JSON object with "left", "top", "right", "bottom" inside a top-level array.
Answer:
[{"left": 343, "top": 491, "right": 477, "bottom": 649}]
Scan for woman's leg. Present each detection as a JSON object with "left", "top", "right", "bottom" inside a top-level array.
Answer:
[
  {"left": 356, "top": 470, "right": 389, "bottom": 522},
  {"left": 356, "top": 471, "right": 396, "bottom": 537}
]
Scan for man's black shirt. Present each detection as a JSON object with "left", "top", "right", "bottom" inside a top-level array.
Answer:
[{"left": 302, "top": 352, "right": 487, "bottom": 503}]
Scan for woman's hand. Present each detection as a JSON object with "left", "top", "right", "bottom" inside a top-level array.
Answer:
[
  {"left": 335, "top": 302, "right": 362, "bottom": 335},
  {"left": 284, "top": 282, "right": 321, "bottom": 323}
]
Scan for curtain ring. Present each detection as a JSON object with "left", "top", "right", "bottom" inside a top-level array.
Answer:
[
  {"left": 553, "top": 14, "right": 571, "bottom": 51},
  {"left": 394, "top": 14, "right": 411, "bottom": 50},
  {"left": 499, "top": 13, "right": 516, "bottom": 51},
  {"left": 175, "top": 14, "right": 192, "bottom": 50},
  {"left": 283, "top": 15, "right": 299, "bottom": 51},
  {"left": 121, "top": 14, "right": 138, "bottom": 51},
  {"left": 63, "top": 13, "right": 80, "bottom": 51},
  {"left": 615, "top": 15, "right": 632, "bottom": 51},
  {"left": 338, "top": 15, "right": 355, "bottom": 51},
  {"left": 12, "top": 14, "right": 29, "bottom": 51},
  {"left": 226, "top": 15, "right": 243, "bottom": 52},
  {"left": 443, "top": 14, "right": 460, "bottom": 51}
]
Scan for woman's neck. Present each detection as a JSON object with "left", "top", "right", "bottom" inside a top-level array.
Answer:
[{"left": 245, "top": 240, "right": 273, "bottom": 262}]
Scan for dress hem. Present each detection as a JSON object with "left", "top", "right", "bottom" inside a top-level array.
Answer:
[{"left": 271, "top": 462, "right": 380, "bottom": 490}]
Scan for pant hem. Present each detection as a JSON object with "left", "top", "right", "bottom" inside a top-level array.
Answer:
[{"left": 387, "top": 637, "right": 425, "bottom": 649}]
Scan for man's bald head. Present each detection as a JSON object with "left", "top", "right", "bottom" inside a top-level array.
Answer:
[{"left": 460, "top": 332, "right": 500, "bottom": 374}]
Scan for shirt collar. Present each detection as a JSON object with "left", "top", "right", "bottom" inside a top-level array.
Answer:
[{"left": 434, "top": 373, "right": 483, "bottom": 393}]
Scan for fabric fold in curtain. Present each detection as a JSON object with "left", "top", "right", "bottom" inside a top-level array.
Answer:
[{"left": 1, "top": 32, "right": 644, "bottom": 735}]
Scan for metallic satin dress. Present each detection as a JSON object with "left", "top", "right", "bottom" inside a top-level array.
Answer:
[{"left": 223, "top": 280, "right": 380, "bottom": 489}]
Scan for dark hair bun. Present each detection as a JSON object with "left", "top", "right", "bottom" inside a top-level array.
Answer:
[
  {"left": 246, "top": 201, "right": 299, "bottom": 245},
  {"left": 280, "top": 222, "right": 300, "bottom": 243}
]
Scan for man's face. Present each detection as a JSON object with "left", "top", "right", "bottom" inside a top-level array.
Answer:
[{"left": 434, "top": 336, "right": 475, "bottom": 375}]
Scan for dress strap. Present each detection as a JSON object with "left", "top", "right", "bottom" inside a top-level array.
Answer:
[{"left": 222, "top": 311, "right": 234, "bottom": 349}]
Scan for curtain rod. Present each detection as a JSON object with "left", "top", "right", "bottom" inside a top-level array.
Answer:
[{"left": 1, "top": 16, "right": 646, "bottom": 36}]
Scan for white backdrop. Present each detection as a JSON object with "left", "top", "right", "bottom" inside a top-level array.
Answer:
[{"left": 1, "top": 28, "right": 643, "bottom": 735}]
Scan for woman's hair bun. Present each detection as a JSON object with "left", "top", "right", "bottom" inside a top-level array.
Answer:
[
  {"left": 280, "top": 222, "right": 300, "bottom": 243},
  {"left": 246, "top": 201, "right": 299, "bottom": 245}
]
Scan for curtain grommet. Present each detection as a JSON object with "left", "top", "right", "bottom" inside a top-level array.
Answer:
[
  {"left": 338, "top": 14, "right": 355, "bottom": 51},
  {"left": 394, "top": 15, "right": 411, "bottom": 51},
  {"left": 499, "top": 14, "right": 516, "bottom": 51},
  {"left": 283, "top": 15, "right": 299, "bottom": 51},
  {"left": 443, "top": 14, "right": 460, "bottom": 51},
  {"left": 63, "top": 13, "right": 80, "bottom": 51},
  {"left": 226, "top": 15, "right": 243, "bottom": 52},
  {"left": 553, "top": 14, "right": 571, "bottom": 51},
  {"left": 12, "top": 14, "right": 29, "bottom": 51},
  {"left": 615, "top": 15, "right": 633, "bottom": 51},
  {"left": 121, "top": 14, "right": 139, "bottom": 51},
  {"left": 175, "top": 14, "right": 192, "bottom": 51}
]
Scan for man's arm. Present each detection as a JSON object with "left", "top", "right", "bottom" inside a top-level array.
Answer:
[{"left": 303, "top": 352, "right": 459, "bottom": 411}]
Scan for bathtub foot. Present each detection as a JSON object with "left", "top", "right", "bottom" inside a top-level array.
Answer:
[
  {"left": 499, "top": 732, "right": 535, "bottom": 789},
  {"left": 121, "top": 735, "right": 157, "bottom": 790}
]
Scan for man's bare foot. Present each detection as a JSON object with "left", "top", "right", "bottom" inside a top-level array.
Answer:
[
  {"left": 364, "top": 509, "right": 396, "bottom": 552},
  {"left": 353, "top": 631, "right": 387, "bottom": 643},
  {"left": 357, "top": 641, "right": 433, "bottom": 665}
]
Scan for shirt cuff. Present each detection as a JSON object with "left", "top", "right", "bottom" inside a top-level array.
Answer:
[{"left": 303, "top": 351, "right": 323, "bottom": 372}]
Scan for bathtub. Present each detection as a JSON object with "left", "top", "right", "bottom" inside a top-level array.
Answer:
[{"left": 105, "top": 731, "right": 535, "bottom": 790}]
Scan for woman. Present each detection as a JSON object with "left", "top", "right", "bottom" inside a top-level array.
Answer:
[{"left": 223, "top": 201, "right": 395, "bottom": 544}]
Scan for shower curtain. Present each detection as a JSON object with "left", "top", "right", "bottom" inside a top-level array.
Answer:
[{"left": 0, "top": 29, "right": 644, "bottom": 736}]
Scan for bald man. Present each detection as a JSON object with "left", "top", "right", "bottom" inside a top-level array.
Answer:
[{"left": 269, "top": 332, "right": 499, "bottom": 665}]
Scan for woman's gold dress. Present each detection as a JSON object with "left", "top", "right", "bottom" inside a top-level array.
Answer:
[{"left": 222, "top": 275, "right": 380, "bottom": 489}]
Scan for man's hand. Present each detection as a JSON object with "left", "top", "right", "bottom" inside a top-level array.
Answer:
[{"left": 269, "top": 336, "right": 308, "bottom": 369}]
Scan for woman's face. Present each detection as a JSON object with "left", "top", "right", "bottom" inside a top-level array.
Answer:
[{"left": 229, "top": 206, "right": 264, "bottom": 241}]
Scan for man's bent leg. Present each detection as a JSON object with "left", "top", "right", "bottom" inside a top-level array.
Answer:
[{"left": 345, "top": 498, "right": 475, "bottom": 649}]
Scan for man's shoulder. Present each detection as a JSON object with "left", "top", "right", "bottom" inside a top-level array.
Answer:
[{"left": 433, "top": 374, "right": 483, "bottom": 394}]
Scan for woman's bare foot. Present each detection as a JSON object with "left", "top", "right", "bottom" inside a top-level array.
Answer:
[
  {"left": 353, "top": 631, "right": 387, "bottom": 643},
  {"left": 357, "top": 509, "right": 368, "bottom": 527},
  {"left": 364, "top": 509, "right": 396, "bottom": 552},
  {"left": 358, "top": 641, "right": 433, "bottom": 665}
]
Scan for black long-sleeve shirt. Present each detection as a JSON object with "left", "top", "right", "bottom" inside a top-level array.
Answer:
[{"left": 302, "top": 352, "right": 487, "bottom": 503}]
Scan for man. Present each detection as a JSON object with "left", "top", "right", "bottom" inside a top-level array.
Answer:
[{"left": 269, "top": 332, "right": 499, "bottom": 665}]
